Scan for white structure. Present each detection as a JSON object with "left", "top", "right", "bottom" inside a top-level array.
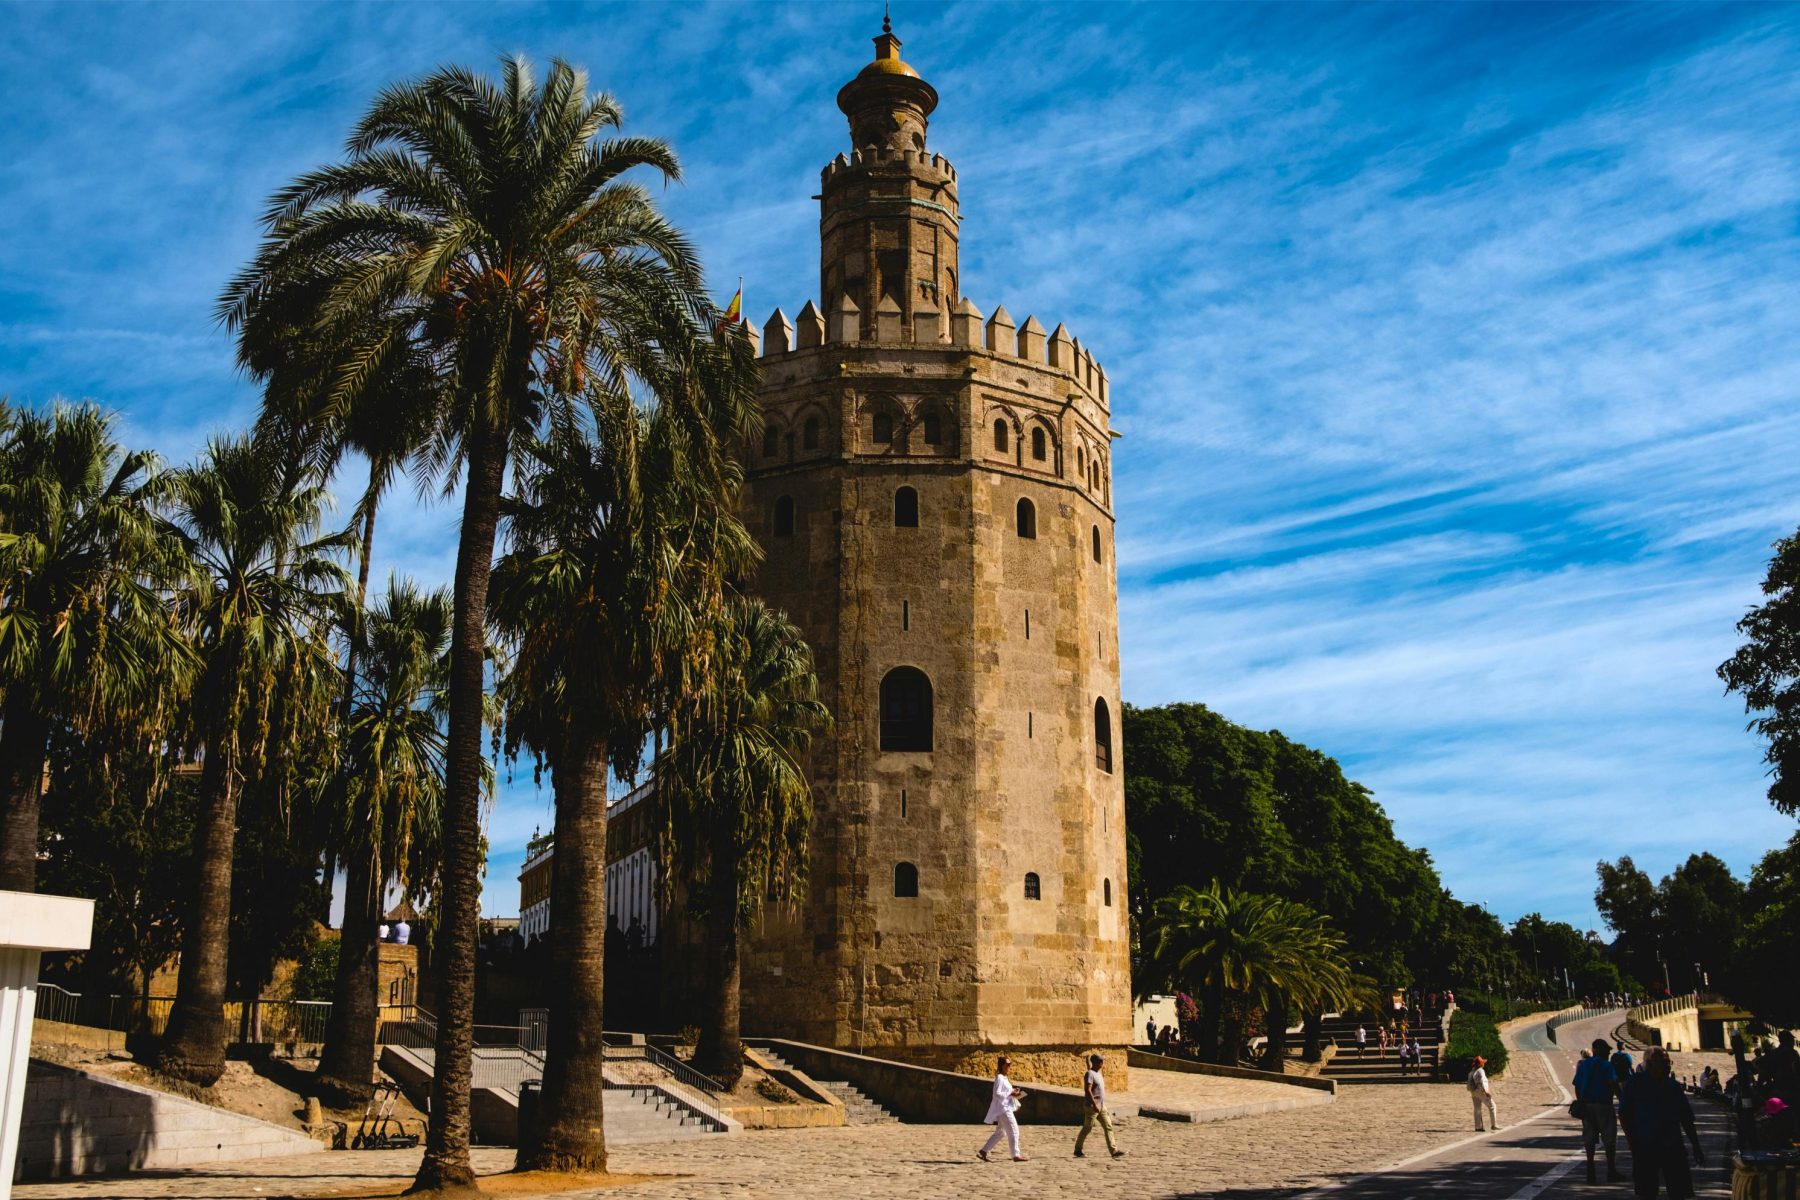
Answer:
[{"left": 1, "top": 890, "right": 93, "bottom": 1200}]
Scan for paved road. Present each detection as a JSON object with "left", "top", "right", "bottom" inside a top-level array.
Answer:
[{"left": 1285, "top": 1011, "right": 1735, "bottom": 1199}]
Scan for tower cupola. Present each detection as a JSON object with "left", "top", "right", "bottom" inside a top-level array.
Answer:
[{"left": 836, "top": 15, "right": 938, "bottom": 153}]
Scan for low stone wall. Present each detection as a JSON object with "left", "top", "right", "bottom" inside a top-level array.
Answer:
[
  {"left": 751, "top": 1038, "right": 1096, "bottom": 1125},
  {"left": 867, "top": 1043, "right": 1131, "bottom": 1091},
  {"left": 1127, "top": 1049, "right": 1338, "bottom": 1095},
  {"left": 15, "top": 1059, "right": 322, "bottom": 1179}
]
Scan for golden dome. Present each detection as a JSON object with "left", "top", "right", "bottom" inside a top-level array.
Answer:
[{"left": 859, "top": 55, "right": 920, "bottom": 79}]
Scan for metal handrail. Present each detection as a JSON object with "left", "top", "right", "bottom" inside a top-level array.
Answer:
[{"left": 645, "top": 1044, "right": 725, "bottom": 1095}]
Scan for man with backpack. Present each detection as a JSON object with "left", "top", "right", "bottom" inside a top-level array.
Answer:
[
  {"left": 1574, "top": 1037, "right": 1625, "bottom": 1183},
  {"left": 1468, "top": 1056, "right": 1499, "bottom": 1130}
]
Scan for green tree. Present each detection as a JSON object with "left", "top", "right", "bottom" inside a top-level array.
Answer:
[
  {"left": 1144, "top": 882, "right": 1355, "bottom": 1066},
  {"left": 314, "top": 578, "right": 450, "bottom": 1105},
  {"left": 1595, "top": 856, "right": 1659, "bottom": 988},
  {"left": 490, "top": 385, "right": 752, "bottom": 1169},
  {"left": 220, "top": 56, "right": 720, "bottom": 1191},
  {"left": 0, "top": 400, "right": 190, "bottom": 891},
  {"left": 659, "top": 596, "right": 829, "bottom": 1088},
  {"left": 153, "top": 436, "right": 348, "bottom": 1085},
  {"left": 1727, "top": 830, "right": 1800, "bottom": 1025},
  {"left": 1719, "top": 529, "right": 1800, "bottom": 816}
]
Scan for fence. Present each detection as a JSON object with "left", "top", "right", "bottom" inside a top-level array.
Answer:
[{"left": 31, "top": 983, "right": 427, "bottom": 1058}]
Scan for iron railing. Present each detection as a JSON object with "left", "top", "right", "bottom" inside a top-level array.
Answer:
[{"left": 645, "top": 1044, "right": 725, "bottom": 1095}]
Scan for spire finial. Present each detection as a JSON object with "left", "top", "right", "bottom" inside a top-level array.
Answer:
[{"left": 883, "top": 2, "right": 891, "bottom": 34}]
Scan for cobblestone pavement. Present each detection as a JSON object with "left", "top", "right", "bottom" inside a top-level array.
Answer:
[
  {"left": 1116, "top": 1065, "right": 1329, "bottom": 1111},
  {"left": 15, "top": 1064, "right": 1561, "bottom": 1200}
]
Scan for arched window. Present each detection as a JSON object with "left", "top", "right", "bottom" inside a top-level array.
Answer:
[
  {"left": 873, "top": 412, "right": 893, "bottom": 445},
  {"left": 762, "top": 425, "right": 778, "bottom": 458},
  {"left": 1016, "top": 497, "right": 1036, "bottom": 539},
  {"left": 1104, "top": 878, "right": 1113, "bottom": 907},
  {"left": 894, "top": 862, "right": 919, "bottom": 898},
  {"left": 879, "top": 666, "right": 933, "bottom": 752},
  {"left": 1024, "top": 872, "right": 1041, "bottom": 901},
  {"left": 923, "top": 411, "right": 942, "bottom": 446},
  {"left": 1091, "top": 525, "right": 1102, "bottom": 563},
  {"left": 803, "top": 416, "right": 821, "bottom": 451},
  {"left": 1031, "top": 427, "right": 1047, "bottom": 462},
  {"left": 773, "top": 495, "right": 795, "bottom": 538},
  {"left": 1094, "top": 697, "right": 1113, "bottom": 773},
  {"left": 993, "top": 419, "right": 1009, "bottom": 453},
  {"left": 894, "top": 486, "right": 919, "bottom": 528},
  {"left": 1078, "top": 446, "right": 1086, "bottom": 476}
]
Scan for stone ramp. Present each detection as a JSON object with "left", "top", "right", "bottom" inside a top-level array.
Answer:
[{"left": 16, "top": 1059, "right": 323, "bottom": 1179}]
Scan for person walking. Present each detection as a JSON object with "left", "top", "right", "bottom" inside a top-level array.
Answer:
[
  {"left": 1145, "top": 1016, "right": 1157, "bottom": 1047},
  {"left": 1356, "top": 1024, "right": 1367, "bottom": 1059},
  {"left": 1620, "top": 1048, "right": 1704, "bottom": 1198},
  {"left": 1574, "top": 1037, "right": 1625, "bottom": 1183},
  {"left": 1468, "top": 1056, "right": 1499, "bottom": 1130},
  {"left": 978, "top": 1055, "right": 1028, "bottom": 1162},
  {"left": 1073, "top": 1053, "right": 1124, "bottom": 1159},
  {"left": 1407, "top": 1036, "right": 1423, "bottom": 1077}
]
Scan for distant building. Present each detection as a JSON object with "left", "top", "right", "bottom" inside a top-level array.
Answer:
[{"left": 514, "top": 780, "right": 658, "bottom": 947}]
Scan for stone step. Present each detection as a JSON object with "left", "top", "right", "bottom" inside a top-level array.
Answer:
[{"left": 815, "top": 1080, "right": 899, "bottom": 1125}]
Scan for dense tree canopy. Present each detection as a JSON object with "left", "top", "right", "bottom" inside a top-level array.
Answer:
[{"left": 1124, "top": 702, "right": 1445, "bottom": 991}]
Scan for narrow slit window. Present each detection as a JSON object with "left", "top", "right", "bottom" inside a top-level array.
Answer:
[
  {"left": 1024, "top": 872, "right": 1041, "bottom": 901},
  {"left": 902, "top": 599, "right": 910, "bottom": 631},
  {"left": 1104, "top": 878, "right": 1112, "bottom": 907},
  {"left": 1016, "top": 497, "right": 1036, "bottom": 539},
  {"left": 1028, "top": 712, "right": 1033, "bottom": 738},
  {"left": 993, "top": 418, "right": 1009, "bottom": 453},
  {"left": 1094, "top": 696, "right": 1113, "bottom": 773},
  {"left": 1091, "top": 525, "right": 1102, "bottom": 563},
  {"left": 901, "top": 788, "right": 908, "bottom": 819},
  {"left": 1031, "top": 427, "right": 1047, "bottom": 461}
]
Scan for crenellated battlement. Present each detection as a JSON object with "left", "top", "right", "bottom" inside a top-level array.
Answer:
[
  {"left": 821, "top": 147, "right": 958, "bottom": 188},
  {"left": 754, "top": 297, "right": 1109, "bottom": 408}
]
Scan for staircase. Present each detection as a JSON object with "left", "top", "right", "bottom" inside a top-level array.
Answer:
[
  {"left": 1318, "top": 1008, "right": 1446, "bottom": 1086},
  {"left": 756, "top": 1050, "right": 900, "bottom": 1125},
  {"left": 601, "top": 1085, "right": 727, "bottom": 1141}
]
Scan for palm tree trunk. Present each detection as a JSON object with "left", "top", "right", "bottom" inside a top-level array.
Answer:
[
  {"left": 314, "top": 845, "right": 380, "bottom": 1106},
  {"left": 1200, "top": 977, "right": 1227, "bottom": 1065},
  {"left": 155, "top": 734, "right": 238, "bottom": 1086},
  {"left": 516, "top": 726, "right": 609, "bottom": 1173},
  {"left": 1261, "top": 997, "right": 1289, "bottom": 1072},
  {"left": 0, "top": 693, "right": 49, "bottom": 892},
  {"left": 693, "top": 832, "right": 744, "bottom": 1089},
  {"left": 413, "top": 420, "right": 507, "bottom": 1195},
  {"left": 1301, "top": 1010, "right": 1324, "bottom": 1062}
]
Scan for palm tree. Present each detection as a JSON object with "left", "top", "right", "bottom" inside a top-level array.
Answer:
[
  {"left": 1146, "top": 883, "right": 1360, "bottom": 1066},
  {"left": 659, "top": 596, "right": 829, "bottom": 1089},
  {"left": 314, "top": 577, "right": 450, "bottom": 1105},
  {"left": 153, "top": 436, "right": 350, "bottom": 1085},
  {"left": 219, "top": 57, "right": 720, "bottom": 1190},
  {"left": 0, "top": 400, "right": 191, "bottom": 892},
  {"left": 490, "top": 386, "right": 753, "bottom": 1171}
]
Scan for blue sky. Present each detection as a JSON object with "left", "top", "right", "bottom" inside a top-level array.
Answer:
[{"left": 4, "top": 1, "right": 1797, "bottom": 934}]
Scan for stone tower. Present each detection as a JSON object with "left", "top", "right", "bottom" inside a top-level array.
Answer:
[{"left": 737, "top": 21, "right": 1131, "bottom": 1086}]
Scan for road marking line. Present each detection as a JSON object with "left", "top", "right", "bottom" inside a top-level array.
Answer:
[
  {"left": 1504, "top": 1153, "right": 1583, "bottom": 1199},
  {"left": 1290, "top": 1025, "right": 1578, "bottom": 1199}
]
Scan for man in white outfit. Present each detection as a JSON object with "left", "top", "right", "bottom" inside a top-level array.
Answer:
[
  {"left": 978, "top": 1055, "right": 1029, "bottom": 1162},
  {"left": 1467, "top": 1055, "right": 1499, "bottom": 1130},
  {"left": 1356, "top": 1024, "right": 1367, "bottom": 1058}
]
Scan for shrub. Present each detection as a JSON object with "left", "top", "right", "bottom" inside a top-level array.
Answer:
[{"left": 1442, "top": 1008, "right": 1508, "bottom": 1080}]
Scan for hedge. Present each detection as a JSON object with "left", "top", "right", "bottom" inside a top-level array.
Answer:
[{"left": 1441, "top": 1008, "right": 1508, "bottom": 1080}]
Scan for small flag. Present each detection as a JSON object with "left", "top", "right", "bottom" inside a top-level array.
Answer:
[{"left": 722, "top": 285, "right": 742, "bottom": 325}]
